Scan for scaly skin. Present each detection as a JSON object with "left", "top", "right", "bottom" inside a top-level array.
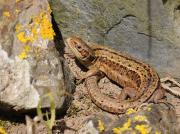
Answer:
[{"left": 65, "top": 36, "right": 165, "bottom": 113}]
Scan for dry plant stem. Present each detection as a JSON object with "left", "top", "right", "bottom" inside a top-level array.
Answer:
[{"left": 161, "top": 77, "right": 180, "bottom": 97}]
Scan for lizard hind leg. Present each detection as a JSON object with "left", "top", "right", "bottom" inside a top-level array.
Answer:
[
  {"left": 148, "top": 87, "right": 165, "bottom": 103},
  {"left": 148, "top": 87, "right": 174, "bottom": 109},
  {"left": 118, "top": 87, "right": 138, "bottom": 101}
]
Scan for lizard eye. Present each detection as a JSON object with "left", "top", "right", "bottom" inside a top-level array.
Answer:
[{"left": 77, "top": 46, "right": 81, "bottom": 49}]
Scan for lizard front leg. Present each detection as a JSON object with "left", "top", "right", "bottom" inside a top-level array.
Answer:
[{"left": 76, "top": 66, "right": 100, "bottom": 84}]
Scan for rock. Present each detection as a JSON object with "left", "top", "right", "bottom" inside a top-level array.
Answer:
[
  {"left": 50, "top": 0, "right": 180, "bottom": 79},
  {"left": 0, "top": 49, "right": 39, "bottom": 110},
  {"left": 77, "top": 104, "right": 179, "bottom": 134},
  {"left": 0, "top": 0, "right": 74, "bottom": 112}
]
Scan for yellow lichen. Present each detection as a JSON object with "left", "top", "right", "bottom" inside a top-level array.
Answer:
[
  {"left": 18, "top": 51, "right": 28, "bottom": 60},
  {"left": 0, "top": 127, "right": 7, "bottom": 134},
  {"left": 112, "top": 119, "right": 132, "bottom": 134},
  {"left": 134, "top": 115, "right": 147, "bottom": 122},
  {"left": 18, "top": 45, "right": 30, "bottom": 60},
  {"left": 15, "top": 23, "right": 22, "bottom": 32},
  {"left": 16, "top": 11, "right": 55, "bottom": 44},
  {"left": 15, "top": 9, "right": 21, "bottom": 14},
  {"left": 16, "top": 31, "right": 33, "bottom": 43},
  {"left": 16, "top": 0, "right": 22, "bottom": 3},
  {"left": 135, "top": 124, "right": 151, "bottom": 134},
  {"left": 97, "top": 120, "right": 105, "bottom": 132},
  {"left": 3, "top": 11, "right": 10, "bottom": 17},
  {"left": 15, "top": 9, "right": 55, "bottom": 59},
  {"left": 147, "top": 107, "right": 151, "bottom": 111},
  {"left": 39, "top": 13, "right": 55, "bottom": 40},
  {"left": 155, "top": 131, "right": 161, "bottom": 134},
  {"left": 23, "top": 45, "right": 30, "bottom": 52},
  {"left": 47, "top": 3, "right": 52, "bottom": 13},
  {"left": 126, "top": 108, "right": 137, "bottom": 115},
  {"left": 17, "top": 32, "right": 28, "bottom": 43}
]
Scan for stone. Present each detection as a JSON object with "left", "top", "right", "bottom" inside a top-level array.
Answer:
[
  {"left": 77, "top": 104, "right": 179, "bottom": 134},
  {"left": 0, "top": 0, "right": 74, "bottom": 112},
  {"left": 50, "top": 0, "right": 180, "bottom": 79}
]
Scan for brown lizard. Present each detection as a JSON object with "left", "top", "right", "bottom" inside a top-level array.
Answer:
[{"left": 65, "top": 36, "right": 165, "bottom": 113}]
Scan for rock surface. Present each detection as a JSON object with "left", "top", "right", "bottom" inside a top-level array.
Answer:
[
  {"left": 0, "top": 0, "right": 74, "bottom": 112},
  {"left": 76, "top": 104, "right": 178, "bottom": 134},
  {"left": 50, "top": 0, "right": 180, "bottom": 79}
]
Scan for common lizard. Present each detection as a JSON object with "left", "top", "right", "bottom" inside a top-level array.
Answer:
[{"left": 65, "top": 36, "right": 165, "bottom": 113}]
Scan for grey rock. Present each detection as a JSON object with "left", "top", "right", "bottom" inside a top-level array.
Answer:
[
  {"left": 51, "top": 0, "right": 180, "bottom": 79},
  {"left": 0, "top": 49, "right": 39, "bottom": 110},
  {"left": 77, "top": 104, "right": 179, "bottom": 134},
  {"left": 0, "top": 0, "right": 74, "bottom": 112}
]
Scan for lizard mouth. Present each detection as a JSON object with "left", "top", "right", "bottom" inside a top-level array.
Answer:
[{"left": 64, "top": 39, "right": 76, "bottom": 58}]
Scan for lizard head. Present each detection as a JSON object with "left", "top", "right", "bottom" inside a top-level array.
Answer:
[{"left": 65, "top": 36, "right": 96, "bottom": 66}]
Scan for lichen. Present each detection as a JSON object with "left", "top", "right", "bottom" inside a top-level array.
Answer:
[
  {"left": 97, "top": 120, "right": 105, "bottom": 132},
  {"left": 134, "top": 115, "right": 147, "bottom": 122},
  {"left": 16, "top": 0, "right": 22, "bottom": 3},
  {"left": 135, "top": 124, "right": 151, "bottom": 134},
  {"left": 155, "top": 131, "right": 161, "bottom": 134},
  {"left": 112, "top": 119, "right": 132, "bottom": 134},
  {"left": 39, "top": 12, "right": 55, "bottom": 40},
  {"left": 126, "top": 108, "right": 137, "bottom": 115},
  {"left": 16, "top": 11, "right": 55, "bottom": 44},
  {"left": 18, "top": 45, "right": 30, "bottom": 60},
  {"left": 0, "top": 127, "right": 7, "bottom": 134},
  {"left": 147, "top": 107, "right": 151, "bottom": 112},
  {"left": 3, "top": 11, "right": 10, "bottom": 17},
  {"left": 15, "top": 4, "right": 55, "bottom": 60}
]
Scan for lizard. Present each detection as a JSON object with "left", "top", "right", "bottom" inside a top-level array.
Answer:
[{"left": 64, "top": 36, "right": 165, "bottom": 114}]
